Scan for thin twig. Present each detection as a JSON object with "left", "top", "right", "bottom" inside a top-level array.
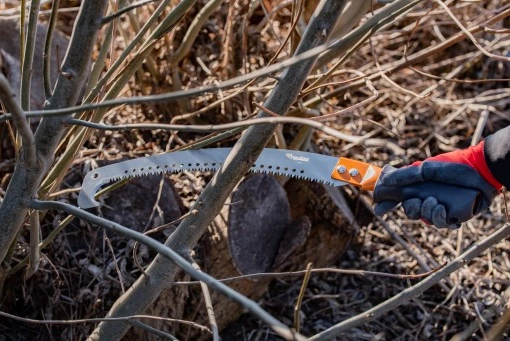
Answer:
[
  {"left": 0, "top": 310, "right": 211, "bottom": 333},
  {"left": 169, "top": 0, "right": 223, "bottom": 65},
  {"left": 483, "top": 26, "right": 510, "bottom": 34},
  {"left": 101, "top": 0, "right": 159, "bottom": 24},
  {"left": 310, "top": 79, "right": 379, "bottom": 121},
  {"left": 132, "top": 210, "right": 197, "bottom": 278},
  {"left": 83, "top": 5, "right": 116, "bottom": 97},
  {"left": 294, "top": 263, "right": 313, "bottom": 333},
  {"left": 104, "top": 233, "right": 126, "bottom": 293},
  {"left": 300, "top": 74, "right": 366, "bottom": 97},
  {"left": 94, "top": 178, "right": 132, "bottom": 201},
  {"left": 185, "top": 254, "right": 220, "bottom": 341},
  {"left": 127, "top": 320, "right": 178, "bottom": 340},
  {"left": 318, "top": 93, "right": 401, "bottom": 139},
  {"left": 43, "top": 0, "right": 61, "bottom": 99},
  {"left": 19, "top": 0, "right": 26, "bottom": 64},
  {"left": 26, "top": 210, "right": 40, "bottom": 279},
  {"left": 503, "top": 188, "right": 510, "bottom": 223},
  {"left": 20, "top": 0, "right": 41, "bottom": 110},
  {"left": 409, "top": 66, "right": 510, "bottom": 84},
  {"left": 47, "top": 187, "right": 80, "bottom": 198},
  {"left": 7, "top": 215, "right": 74, "bottom": 276},
  {"left": 369, "top": 37, "right": 429, "bottom": 99},
  {"left": 471, "top": 109, "right": 489, "bottom": 146},
  {"left": 174, "top": 264, "right": 446, "bottom": 285}
]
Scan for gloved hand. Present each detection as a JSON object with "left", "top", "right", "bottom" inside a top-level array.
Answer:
[{"left": 374, "top": 141, "right": 501, "bottom": 229}]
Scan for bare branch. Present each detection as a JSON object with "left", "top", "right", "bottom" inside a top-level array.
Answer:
[
  {"left": 294, "top": 263, "right": 313, "bottom": 333},
  {"left": 101, "top": 0, "right": 159, "bottom": 24},
  {"left": 173, "top": 265, "right": 445, "bottom": 285},
  {"left": 43, "top": 0, "right": 61, "bottom": 98},
  {"left": 0, "top": 309, "right": 211, "bottom": 333},
  {"left": 185, "top": 254, "right": 220, "bottom": 341},
  {"left": 169, "top": 0, "right": 223, "bottom": 65},
  {"left": 127, "top": 320, "right": 178, "bottom": 340},
  {"left": 26, "top": 210, "right": 40, "bottom": 279},
  {"left": 29, "top": 199, "right": 304, "bottom": 341},
  {"left": 20, "top": 0, "right": 41, "bottom": 110},
  {"left": 64, "top": 116, "right": 404, "bottom": 154}
]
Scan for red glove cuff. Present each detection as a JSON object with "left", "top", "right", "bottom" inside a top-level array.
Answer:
[{"left": 412, "top": 141, "right": 502, "bottom": 191}]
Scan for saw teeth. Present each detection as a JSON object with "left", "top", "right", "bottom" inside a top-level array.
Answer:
[
  {"left": 247, "top": 168, "right": 323, "bottom": 184},
  {"left": 101, "top": 167, "right": 331, "bottom": 188}
]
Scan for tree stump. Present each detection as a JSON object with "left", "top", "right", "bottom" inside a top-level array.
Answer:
[{"left": 133, "top": 174, "right": 357, "bottom": 340}]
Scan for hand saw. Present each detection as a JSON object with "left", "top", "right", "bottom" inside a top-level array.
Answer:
[{"left": 78, "top": 148, "right": 482, "bottom": 225}]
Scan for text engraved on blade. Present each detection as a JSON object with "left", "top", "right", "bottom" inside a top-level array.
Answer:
[{"left": 285, "top": 153, "right": 310, "bottom": 162}]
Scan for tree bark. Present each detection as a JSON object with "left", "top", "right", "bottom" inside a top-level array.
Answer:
[{"left": 0, "top": 0, "right": 108, "bottom": 264}]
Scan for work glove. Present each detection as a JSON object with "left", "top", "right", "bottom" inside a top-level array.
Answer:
[{"left": 374, "top": 141, "right": 501, "bottom": 229}]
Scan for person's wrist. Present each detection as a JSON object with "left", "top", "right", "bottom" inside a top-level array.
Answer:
[{"left": 462, "top": 141, "right": 502, "bottom": 191}]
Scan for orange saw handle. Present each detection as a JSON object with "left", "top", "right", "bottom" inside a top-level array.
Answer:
[{"left": 330, "top": 157, "right": 382, "bottom": 191}]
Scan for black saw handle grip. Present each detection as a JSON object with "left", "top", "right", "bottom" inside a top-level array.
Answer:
[{"left": 373, "top": 165, "right": 482, "bottom": 224}]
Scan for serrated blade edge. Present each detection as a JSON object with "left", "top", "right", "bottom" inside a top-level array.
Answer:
[
  {"left": 78, "top": 148, "right": 231, "bottom": 208},
  {"left": 78, "top": 148, "right": 348, "bottom": 208}
]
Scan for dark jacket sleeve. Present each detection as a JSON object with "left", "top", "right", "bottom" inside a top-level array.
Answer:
[{"left": 484, "top": 125, "right": 510, "bottom": 188}]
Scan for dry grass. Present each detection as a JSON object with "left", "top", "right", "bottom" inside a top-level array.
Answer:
[{"left": 0, "top": 0, "right": 509, "bottom": 340}]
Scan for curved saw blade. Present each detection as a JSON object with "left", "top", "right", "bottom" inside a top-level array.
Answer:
[{"left": 78, "top": 148, "right": 347, "bottom": 208}]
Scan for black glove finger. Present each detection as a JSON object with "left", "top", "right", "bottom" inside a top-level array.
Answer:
[
  {"left": 420, "top": 196, "right": 438, "bottom": 224},
  {"left": 374, "top": 200, "right": 400, "bottom": 216},
  {"left": 431, "top": 205, "right": 461, "bottom": 229},
  {"left": 430, "top": 204, "right": 448, "bottom": 229},
  {"left": 401, "top": 198, "right": 422, "bottom": 220}
]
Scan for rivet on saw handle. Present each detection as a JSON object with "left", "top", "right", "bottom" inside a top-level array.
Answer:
[{"left": 330, "top": 157, "right": 382, "bottom": 191}]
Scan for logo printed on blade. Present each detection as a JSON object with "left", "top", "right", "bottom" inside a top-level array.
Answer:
[{"left": 285, "top": 153, "right": 309, "bottom": 162}]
